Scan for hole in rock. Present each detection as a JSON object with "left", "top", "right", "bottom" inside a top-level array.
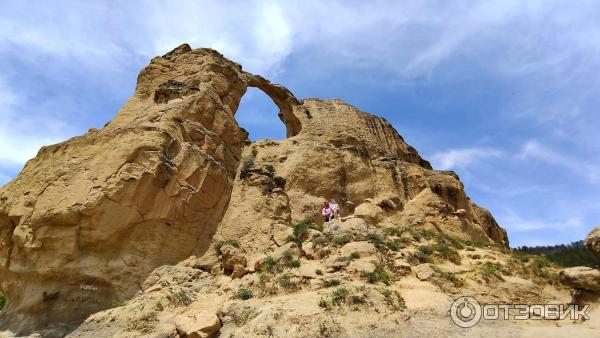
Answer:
[{"left": 236, "top": 87, "right": 286, "bottom": 141}]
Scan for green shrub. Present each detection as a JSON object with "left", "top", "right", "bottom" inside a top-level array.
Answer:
[
  {"left": 238, "top": 288, "right": 253, "bottom": 300},
  {"left": 290, "top": 259, "right": 301, "bottom": 268},
  {"left": 282, "top": 250, "right": 293, "bottom": 261},
  {"left": 350, "top": 295, "right": 366, "bottom": 304},
  {"left": 167, "top": 289, "right": 192, "bottom": 306},
  {"left": 433, "top": 243, "right": 461, "bottom": 264},
  {"left": 349, "top": 251, "right": 361, "bottom": 260},
  {"left": 379, "top": 288, "right": 406, "bottom": 311},
  {"left": 383, "top": 226, "right": 405, "bottom": 236},
  {"left": 431, "top": 265, "right": 464, "bottom": 288},
  {"left": 318, "top": 298, "right": 328, "bottom": 308},
  {"left": 0, "top": 293, "right": 4, "bottom": 311},
  {"left": 278, "top": 274, "right": 296, "bottom": 289},
  {"left": 408, "top": 250, "right": 431, "bottom": 264},
  {"left": 331, "top": 287, "right": 349, "bottom": 305},
  {"left": 366, "top": 233, "right": 385, "bottom": 250},
  {"left": 364, "top": 264, "right": 392, "bottom": 285},
  {"left": 316, "top": 269, "right": 323, "bottom": 275},
  {"left": 318, "top": 248, "right": 331, "bottom": 258},
  {"left": 386, "top": 238, "right": 409, "bottom": 251},
  {"left": 323, "top": 279, "right": 341, "bottom": 287},
  {"left": 333, "top": 235, "right": 352, "bottom": 246},
  {"left": 313, "top": 235, "right": 332, "bottom": 247},
  {"left": 263, "top": 256, "right": 277, "bottom": 273},
  {"left": 264, "top": 164, "right": 275, "bottom": 173},
  {"left": 480, "top": 262, "right": 505, "bottom": 282}
]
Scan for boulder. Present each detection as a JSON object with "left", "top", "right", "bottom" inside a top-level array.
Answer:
[
  {"left": 393, "top": 259, "right": 412, "bottom": 275},
  {"left": 347, "top": 257, "right": 377, "bottom": 274},
  {"left": 306, "top": 229, "right": 322, "bottom": 242},
  {"left": 354, "top": 202, "right": 383, "bottom": 223},
  {"left": 272, "top": 223, "right": 294, "bottom": 246},
  {"left": 297, "top": 261, "right": 322, "bottom": 279},
  {"left": 174, "top": 310, "right": 221, "bottom": 338},
  {"left": 559, "top": 267, "right": 600, "bottom": 293},
  {"left": 323, "top": 218, "right": 371, "bottom": 239},
  {"left": 340, "top": 241, "right": 376, "bottom": 257},
  {"left": 231, "top": 265, "right": 248, "bottom": 279},
  {"left": 302, "top": 242, "right": 318, "bottom": 260},
  {"left": 219, "top": 245, "right": 247, "bottom": 272},
  {"left": 414, "top": 264, "right": 435, "bottom": 281},
  {"left": 585, "top": 225, "right": 600, "bottom": 258}
]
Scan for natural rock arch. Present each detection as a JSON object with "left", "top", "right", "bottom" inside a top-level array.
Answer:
[{"left": 241, "top": 72, "right": 303, "bottom": 138}]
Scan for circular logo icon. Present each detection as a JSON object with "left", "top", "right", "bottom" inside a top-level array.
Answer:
[{"left": 450, "top": 296, "right": 482, "bottom": 328}]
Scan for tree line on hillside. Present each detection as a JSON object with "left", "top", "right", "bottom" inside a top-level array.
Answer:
[{"left": 513, "top": 241, "right": 600, "bottom": 268}]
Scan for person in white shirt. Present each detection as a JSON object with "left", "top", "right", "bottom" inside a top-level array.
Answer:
[{"left": 330, "top": 199, "right": 341, "bottom": 220}]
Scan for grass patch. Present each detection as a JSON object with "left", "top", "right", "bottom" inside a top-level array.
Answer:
[
  {"left": 323, "top": 279, "right": 341, "bottom": 287},
  {"left": 278, "top": 274, "right": 298, "bottom": 289},
  {"left": 262, "top": 256, "right": 277, "bottom": 273},
  {"left": 366, "top": 233, "right": 385, "bottom": 250},
  {"left": 167, "top": 289, "right": 193, "bottom": 306},
  {"left": 350, "top": 295, "right": 366, "bottom": 304},
  {"left": 333, "top": 235, "right": 353, "bottom": 246},
  {"left": 379, "top": 288, "right": 406, "bottom": 311},
  {"left": 313, "top": 235, "right": 332, "bottom": 247},
  {"left": 430, "top": 265, "right": 464, "bottom": 288},
  {"left": 410, "top": 242, "right": 461, "bottom": 264},
  {"left": 480, "top": 262, "right": 505, "bottom": 283},
  {"left": 331, "top": 287, "right": 349, "bottom": 305},
  {"left": 364, "top": 264, "right": 392, "bottom": 285}
]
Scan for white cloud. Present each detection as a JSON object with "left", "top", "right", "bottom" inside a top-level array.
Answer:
[
  {"left": 0, "top": 77, "right": 70, "bottom": 165},
  {"left": 504, "top": 213, "right": 583, "bottom": 231},
  {"left": 430, "top": 147, "right": 504, "bottom": 170},
  {"left": 519, "top": 140, "right": 600, "bottom": 184}
]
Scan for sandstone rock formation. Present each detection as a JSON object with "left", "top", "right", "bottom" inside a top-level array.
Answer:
[
  {"left": 585, "top": 225, "right": 600, "bottom": 258},
  {"left": 0, "top": 44, "right": 508, "bottom": 335},
  {"left": 559, "top": 226, "right": 600, "bottom": 309}
]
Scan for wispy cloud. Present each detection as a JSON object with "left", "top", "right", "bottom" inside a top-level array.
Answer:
[
  {"left": 518, "top": 140, "right": 600, "bottom": 184},
  {"left": 0, "top": 77, "right": 71, "bottom": 165},
  {"left": 430, "top": 147, "right": 504, "bottom": 170}
]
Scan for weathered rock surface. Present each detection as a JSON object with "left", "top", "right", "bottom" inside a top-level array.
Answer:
[
  {"left": 0, "top": 44, "right": 508, "bottom": 335},
  {"left": 559, "top": 267, "right": 600, "bottom": 293},
  {"left": 585, "top": 225, "right": 600, "bottom": 258}
]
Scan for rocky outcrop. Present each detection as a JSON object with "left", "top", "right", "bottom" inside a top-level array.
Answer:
[
  {"left": 585, "top": 225, "right": 600, "bottom": 258},
  {"left": 560, "top": 226, "right": 600, "bottom": 310},
  {"left": 0, "top": 44, "right": 508, "bottom": 335}
]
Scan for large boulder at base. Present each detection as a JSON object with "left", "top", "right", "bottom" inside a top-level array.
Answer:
[
  {"left": 559, "top": 267, "right": 600, "bottom": 293},
  {"left": 0, "top": 43, "right": 509, "bottom": 335}
]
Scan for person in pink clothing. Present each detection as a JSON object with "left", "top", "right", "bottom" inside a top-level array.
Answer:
[{"left": 321, "top": 201, "right": 333, "bottom": 222}]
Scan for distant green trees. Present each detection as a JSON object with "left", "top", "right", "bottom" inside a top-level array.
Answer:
[{"left": 513, "top": 241, "right": 600, "bottom": 268}]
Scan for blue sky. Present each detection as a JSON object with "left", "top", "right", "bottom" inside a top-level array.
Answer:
[{"left": 1, "top": 1, "right": 599, "bottom": 247}]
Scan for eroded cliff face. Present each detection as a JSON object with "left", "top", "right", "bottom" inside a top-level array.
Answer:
[{"left": 0, "top": 44, "right": 507, "bottom": 334}]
